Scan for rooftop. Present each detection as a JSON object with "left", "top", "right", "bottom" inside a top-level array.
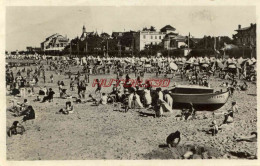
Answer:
[{"left": 160, "top": 25, "right": 176, "bottom": 32}]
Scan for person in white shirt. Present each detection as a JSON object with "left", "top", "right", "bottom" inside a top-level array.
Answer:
[
  {"left": 100, "top": 93, "right": 108, "bottom": 105},
  {"left": 164, "top": 90, "right": 173, "bottom": 108},
  {"left": 157, "top": 88, "right": 164, "bottom": 101},
  {"left": 144, "top": 89, "right": 152, "bottom": 107}
]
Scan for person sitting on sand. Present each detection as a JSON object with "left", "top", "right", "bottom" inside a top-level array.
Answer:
[
  {"left": 182, "top": 147, "right": 197, "bottom": 159},
  {"left": 209, "top": 120, "right": 219, "bottom": 136},
  {"left": 100, "top": 93, "right": 108, "bottom": 105},
  {"left": 60, "top": 89, "right": 69, "bottom": 99},
  {"left": 234, "top": 132, "right": 257, "bottom": 142},
  {"left": 15, "top": 99, "right": 29, "bottom": 115},
  {"left": 128, "top": 89, "right": 143, "bottom": 109},
  {"left": 33, "top": 96, "right": 41, "bottom": 102},
  {"left": 240, "top": 81, "right": 248, "bottom": 91},
  {"left": 166, "top": 130, "right": 181, "bottom": 148},
  {"left": 181, "top": 103, "right": 195, "bottom": 120},
  {"left": 39, "top": 86, "right": 48, "bottom": 96},
  {"left": 87, "top": 94, "right": 98, "bottom": 105},
  {"left": 223, "top": 102, "right": 238, "bottom": 124},
  {"left": 7, "top": 121, "right": 25, "bottom": 137},
  {"left": 158, "top": 98, "right": 173, "bottom": 114},
  {"left": 223, "top": 109, "right": 234, "bottom": 124},
  {"left": 58, "top": 101, "right": 74, "bottom": 115},
  {"left": 121, "top": 89, "right": 130, "bottom": 112},
  {"left": 220, "top": 82, "right": 229, "bottom": 87},
  {"left": 42, "top": 88, "right": 55, "bottom": 102},
  {"left": 20, "top": 105, "right": 35, "bottom": 122}
]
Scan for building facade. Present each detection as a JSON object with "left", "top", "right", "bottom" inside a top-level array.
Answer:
[
  {"left": 162, "top": 33, "right": 187, "bottom": 50},
  {"left": 134, "top": 31, "right": 166, "bottom": 51},
  {"left": 233, "top": 23, "right": 256, "bottom": 47},
  {"left": 134, "top": 25, "right": 180, "bottom": 51},
  {"left": 41, "top": 33, "right": 69, "bottom": 51}
]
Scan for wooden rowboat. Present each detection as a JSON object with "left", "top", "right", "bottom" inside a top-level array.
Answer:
[{"left": 169, "top": 85, "right": 229, "bottom": 111}]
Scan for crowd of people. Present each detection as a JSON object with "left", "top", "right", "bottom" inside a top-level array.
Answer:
[{"left": 6, "top": 54, "right": 257, "bottom": 159}]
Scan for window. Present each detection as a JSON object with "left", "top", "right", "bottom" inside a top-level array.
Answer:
[
  {"left": 155, "top": 36, "right": 157, "bottom": 39},
  {"left": 151, "top": 36, "right": 153, "bottom": 39},
  {"left": 159, "top": 36, "right": 161, "bottom": 39},
  {"left": 143, "top": 35, "right": 146, "bottom": 39}
]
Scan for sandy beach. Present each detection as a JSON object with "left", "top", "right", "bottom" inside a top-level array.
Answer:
[{"left": 6, "top": 63, "right": 257, "bottom": 160}]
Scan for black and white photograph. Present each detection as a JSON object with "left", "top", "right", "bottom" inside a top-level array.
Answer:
[{"left": 4, "top": 4, "right": 258, "bottom": 162}]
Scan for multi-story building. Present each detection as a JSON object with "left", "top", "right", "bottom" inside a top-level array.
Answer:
[
  {"left": 233, "top": 23, "right": 256, "bottom": 47},
  {"left": 134, "top": 25, "right": 178, "bottom": 51},
  {"left": 162, "top": 33, "right": 187, "bottom": 50},
  {"left": 41, "top": 33, "right": 69, "bottom": 51},
  {"left": 134, "top": 31, "right": 165, "bottom": 51}
]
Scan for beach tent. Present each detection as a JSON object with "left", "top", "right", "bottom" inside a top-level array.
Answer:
[{"left": 169, "top": 63, "right": 178, "bottom": 70}]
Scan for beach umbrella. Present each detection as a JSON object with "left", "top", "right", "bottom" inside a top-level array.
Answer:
[
  {"left": 217, "top": 61, "right": 224, "bottom": 69},
  {"left": 251, "top": 57, "right": 256, "bottom": 63},
  {"left": 169, "top": 63, "right": 178, "bottom": 70},
  {"left": 201, "top": 63, "right": 209, "bottom": 68},
  {"left": 236, "top": 63, "right": 242, "bottom": 69},
  {"left": 247, "top": 59, "right": 253, "bottom": 65},
  {"left": 228, "top": 64, "right": 236, "bottom": 69},
  {"left": 237, "top": 57, "right": 245, "bottom": 65}
]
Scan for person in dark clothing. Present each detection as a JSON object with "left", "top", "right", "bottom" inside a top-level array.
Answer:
[
  {"left": 7, "top": 121, "right": 25, "bottom": 137},
  {"left": 125, "top": 74, "right": 130, "bottom": 83},
  {"left": 42, "top": 88, "right": 55, "bottom": 102},
  {"left": 21, "top": 105, "right": 35, "bottom": 122},
  {"left": 166, "top": 130, "right": 181, "bottom": 147},
  {"left": 95, "top": 79, "right": 102, "bottom": 95}
]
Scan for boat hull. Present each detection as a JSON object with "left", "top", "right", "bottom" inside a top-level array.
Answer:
[{"left": 170, "top": 91, "right": 229, "bottom": 111}]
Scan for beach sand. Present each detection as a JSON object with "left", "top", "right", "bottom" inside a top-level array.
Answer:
[{"left": 6, "top": 64, "right": 257, "bottom": 160}]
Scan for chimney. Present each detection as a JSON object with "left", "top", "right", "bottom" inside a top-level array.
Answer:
[
  {"left": 238, "top": 25, "right": 241, "bottom": 29},
  {"left": 251, "top": 23, "right": 253, "bottom": 27}
]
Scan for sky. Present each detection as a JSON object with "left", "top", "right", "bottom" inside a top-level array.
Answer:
[{"left": 6, "top": 6, "right": 256, "bottom": 51}]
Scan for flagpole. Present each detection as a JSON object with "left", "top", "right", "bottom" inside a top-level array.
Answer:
[
  {"left": 69, "top": 42, "right": 71, "bottom": 57},
  {"left": 188, "top": 32, "right": 190, "bottom": 49}
]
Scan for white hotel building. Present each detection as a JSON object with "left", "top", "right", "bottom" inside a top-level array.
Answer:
[{"left": 134, "top": 25, "right": 176, "bottom": 51}]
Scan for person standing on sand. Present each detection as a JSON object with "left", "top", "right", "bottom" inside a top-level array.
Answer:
[
  {"left": 95, "top": 79, "right": 102, "bottom": 96},
  {"left": 223, "top": 102, "right": 237, "bottom": 124},
  {"left": 50, "top": 74, "right": 54, "bottom": 83},
  {"left": 164, "top": 90, "right": 173, "bottom": 108}
]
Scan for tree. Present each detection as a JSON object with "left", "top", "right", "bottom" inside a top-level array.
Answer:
[
  {"left": 150, "top": 26, "right": 156, "bottom": 31},
  {"left": 120, "top": 32, "right": 134, "bottom": 48},
  {"left": 100, "top": 32, "right": 110, "bottom": 40}
]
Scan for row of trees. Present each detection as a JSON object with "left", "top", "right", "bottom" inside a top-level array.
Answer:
[{"left": 8, "top": 25, "right": 255, "bottom": 58}]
